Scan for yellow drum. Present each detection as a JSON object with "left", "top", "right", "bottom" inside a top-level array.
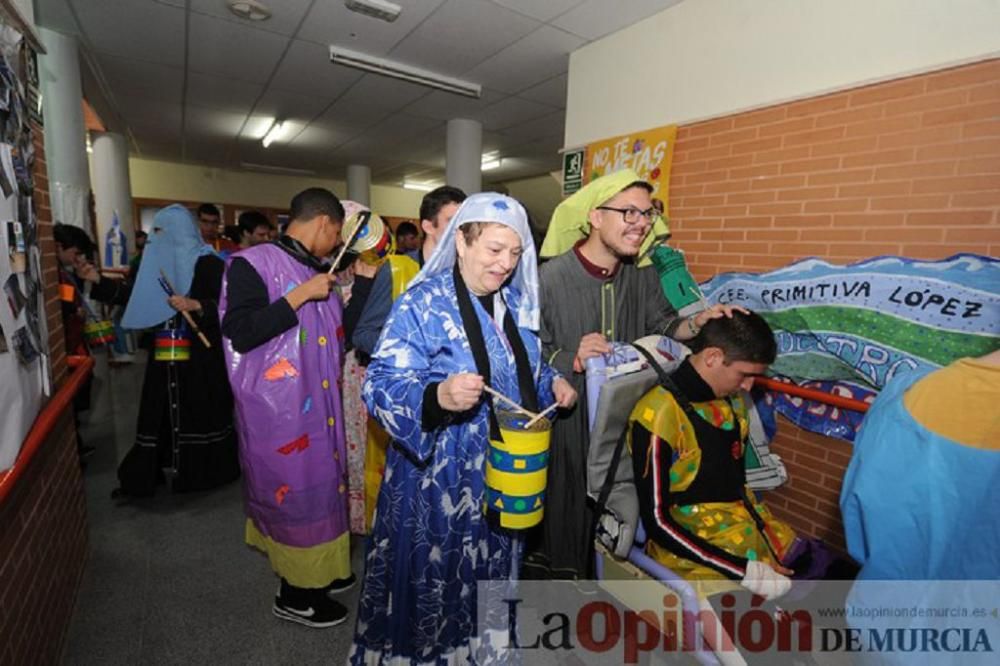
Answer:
[
  {"left": 485, "top": 409, "right": 551, "bottom": 530},
  {"left": 154, "top": 328, "right": 191, "bottom": 362},
  {"left": 344, "top": 210, "right": 395, "bottom": 266},
  {"left": 83, "top": 319, "right": 115, "bottom": 346}
]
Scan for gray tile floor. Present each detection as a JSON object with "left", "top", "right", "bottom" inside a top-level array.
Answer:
[{"left": 63, "top": 353, "right": 363, "bottom": 665}]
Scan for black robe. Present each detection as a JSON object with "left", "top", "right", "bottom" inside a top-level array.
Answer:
[{"left": 116, "top": 255, "right": 239, "bottom": 496}]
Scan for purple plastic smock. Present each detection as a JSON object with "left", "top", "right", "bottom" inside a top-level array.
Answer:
[{"left": 219, "top": 243, "right": 348, "bottom": 550}]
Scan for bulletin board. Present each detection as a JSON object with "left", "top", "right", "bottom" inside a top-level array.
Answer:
[{"left": 0, "top": 25, "right": 49, "bottom": 472}]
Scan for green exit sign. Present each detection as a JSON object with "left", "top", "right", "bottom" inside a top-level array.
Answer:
[{"left": 562, "top": 149, "right": 584, "bottom": 196}]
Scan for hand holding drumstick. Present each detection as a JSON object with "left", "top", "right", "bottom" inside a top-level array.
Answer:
[{"left": 158, "top": 270, "right": 211, "bottom": 349}]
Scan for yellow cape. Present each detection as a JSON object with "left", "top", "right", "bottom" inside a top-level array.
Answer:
[{"left": 540, "top": 168, "right": 670, "bottom": 266}]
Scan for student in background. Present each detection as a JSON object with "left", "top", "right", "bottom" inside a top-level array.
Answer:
[
  {"left": 351, "top": 186, "right": 465, "bottom": 356},
  {"left": 237, "top": 210, "right": 273, "bottom": 248},
  {"left": 197, "top": 203, "right": 239, "bottom": 256},
  {"left": 393, "top": 220, "right": 420, "bottom": 253}
]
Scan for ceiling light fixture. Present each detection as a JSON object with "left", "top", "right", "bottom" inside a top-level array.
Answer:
[
  {"left": 330, "top": 46, "right": 482, "bottom": 99},
  {"left": 261, "top": 120, "right": 287, "bottom": 148},
  {"left": 481, "top": 152, "right": 502, "bottom": 171},
  {"left": 402, "top": 181, "right": 435, "bottom": 192},
  {"left": 240, "top": 162, "right": 317, "bottom": 176},
  {"left": 227, "top": 0, "right": 272, "bottom": 21},
  {"left": 344, "top": 0, "right": 401, "bottom": 23}
]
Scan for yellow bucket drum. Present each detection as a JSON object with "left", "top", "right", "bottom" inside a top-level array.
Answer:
[
  {"left": 485, "top": 409, "right": 551, "bottom": 530},
  {"left": 344, "top": 210, "right": 395, "bottom": 266},
  {"left": 83, "top": 319, "right": 115, "bottom": 346}
]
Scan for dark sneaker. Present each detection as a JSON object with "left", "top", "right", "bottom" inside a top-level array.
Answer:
[
  {"left": 273, "top": 594, "right": 348, "bottom": 629},
  {"left": 273, "top": 579, "right": 349, "bottom": 629},
  {"left": 325, "top": 573, "right": 357, "bottom": 595}
]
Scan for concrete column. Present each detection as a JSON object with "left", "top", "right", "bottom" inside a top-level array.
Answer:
[
  {"left": 90, "top": 132, "right": 134, "bottom": 269},
  {"left": 346, "top": 164, "right": 371, "bottom": 206},
  {"left": 38, "top": 28, "right": 91, "bottom": 230},
  {"left": 446, "top": 118, "right": 482, "bottom": 195}
]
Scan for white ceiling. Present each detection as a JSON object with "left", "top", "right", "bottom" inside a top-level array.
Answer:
[{"left": 36, "top": 0, "right": 682, "bottom": 186}]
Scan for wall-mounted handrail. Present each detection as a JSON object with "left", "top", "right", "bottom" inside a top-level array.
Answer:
[
  {"left": 0, "top": 355, "right": 95, "bottom": 505},
  {"left": 756, "top": 376, "right": 870, "bottom": 413}
]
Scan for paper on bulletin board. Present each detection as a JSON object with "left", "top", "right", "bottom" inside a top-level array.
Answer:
[
  {"left": 0, "top": 196, "right": 47, "bottom": 473},
  {"left": 583, "top": 124, "right": 678, "bottom": 214}
]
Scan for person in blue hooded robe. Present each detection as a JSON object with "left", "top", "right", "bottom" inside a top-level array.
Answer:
[
  {"left": 349, "top": 193, "right": 578, "bottom": 664},
  {"left": 114, "top": 204, "right": 240, "bottom": 498}
]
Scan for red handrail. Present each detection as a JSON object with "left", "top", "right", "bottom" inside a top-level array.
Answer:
[
  {"left": 0, "top": 355, "right": 95, "bottom": 504},
  {"left": 756, "top": 376, "right": 870, "bottom": 413}
]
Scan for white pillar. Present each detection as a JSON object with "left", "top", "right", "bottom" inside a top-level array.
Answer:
[
  {"left": 446, "top": 118, "right": 482, "bottom": 195},
  {"left": 346, "top": 164, "right": 371, "bottom": 206},
  {"left": 90, "top": 132, "right": 134, "bottom": 269},
  {"left": 38, "top": 28, "right": 91, "bottom": 230}
]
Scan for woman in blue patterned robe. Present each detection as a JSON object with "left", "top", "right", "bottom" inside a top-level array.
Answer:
[{"left": 350, "top": 194, "right": 577, "bottom": 664}]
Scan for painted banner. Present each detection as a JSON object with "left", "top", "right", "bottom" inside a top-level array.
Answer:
[
  {"left": 701, "top": 254, "right": 1000, "bottom": 442},
  {"left": 583, "top": 124, "right": 678, "bottom": 212}
]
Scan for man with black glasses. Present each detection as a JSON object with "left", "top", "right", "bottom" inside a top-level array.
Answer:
[{"left": 527, "top": 169, "right": 737, "bottom": 581}]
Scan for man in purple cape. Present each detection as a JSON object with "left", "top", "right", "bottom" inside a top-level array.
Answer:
[{"left": 220, "top": 188, "right": 353, "bottom": 628}]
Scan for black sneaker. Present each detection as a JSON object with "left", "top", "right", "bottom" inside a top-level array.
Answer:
[
  {"left": 325, "top": 573, "right": 357, "bottom": 595},
  {"left": 273, "top": 580, "right": 349, "bottom": 629}
]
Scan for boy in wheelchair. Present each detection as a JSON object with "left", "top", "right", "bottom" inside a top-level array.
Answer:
[{"left": 628, "top": 311, "right": 798, "bottom": 601}]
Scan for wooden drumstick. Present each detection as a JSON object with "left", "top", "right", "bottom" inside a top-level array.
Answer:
[
  {"left": 482, "top": 385, "right": 537, "bottom": 419},
  {"left": 159, "top": 270, "right": 211, "bottom": 349},
  {"left": 524, "top": 402, "right": 559, "bottom": 429},
  {"left": 328, "top": 211, "right": 368, "bottom": 275}
]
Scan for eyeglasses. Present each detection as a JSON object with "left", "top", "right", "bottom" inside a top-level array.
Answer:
[{"left": 596, "top": 206, "right": 661, "bottom": 225}]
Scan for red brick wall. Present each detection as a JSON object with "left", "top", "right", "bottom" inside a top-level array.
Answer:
[
  {"left": 0, "top": 122, "right": 88, "bottom": 664},
  {"left": 667, "top": 58, "right": 1000, "bottom": 551}
]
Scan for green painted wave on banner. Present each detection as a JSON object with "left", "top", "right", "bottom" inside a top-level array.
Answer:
[
  {"left": 759, "top": 306, "right": 995, "bottom": 368},
  {"left": 770, "top": 352, "right": 860, "bottom": 384}
]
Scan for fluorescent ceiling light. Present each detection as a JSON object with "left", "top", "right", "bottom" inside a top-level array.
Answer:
[
  {"left": 240, "top": 162, "right": 316, "bottom": 176},
  {"left": 228, "top": 0, "right": 271, "bottom": 21},
  {"left": 345, "top": 0, "right": 400, "bottom": 22},
  {"left": 330, "top": 46, "right": 482, "bottom": 99},
  {"left": 402, "top": 182, "right": 435, "bottom": 192},
  {"left": 481, "top": 158, "right": 502, "bottom": 171},
  {"left": 262, "top": 120, "right": 287, "bottom": 148}
]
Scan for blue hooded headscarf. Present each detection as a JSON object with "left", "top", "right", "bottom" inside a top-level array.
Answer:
[{"left": 122, "top": 204, "right": 215, "bottom": 330}]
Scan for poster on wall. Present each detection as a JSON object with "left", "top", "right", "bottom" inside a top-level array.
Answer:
[
  {"left": 0, "top": 23, "right": 49, "bottom": 473},
  {"left": 582, "top": 124, "right": 678, "bottom": 213}
]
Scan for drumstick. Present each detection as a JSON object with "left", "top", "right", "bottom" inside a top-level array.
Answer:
[
  {"left": 482, "top": 385, "right": 537, "bottom": 419},
  {"left": 524, "top": 402, "right": 559, "bottom": 429},
  {"left": 327, "top": 212, "right": 369, "bottom": 275},
  {"left": 158, "top": 270, "right": 211, "bottom": 349}
]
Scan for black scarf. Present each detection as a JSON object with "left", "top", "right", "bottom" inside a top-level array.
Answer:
[{"left": 453, "top": 265, "right": 538, "bottom": 440}]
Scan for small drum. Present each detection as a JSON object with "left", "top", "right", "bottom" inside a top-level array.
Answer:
[
  {"left": 344, "top": 210, "right": 395, "bottom": 266},
  {"left": 154, "top": 327, "right": 191, "bottom": 362},
  {"left": 485, "top": 409, "right": 551, "bottom": 530},
  {"left": 83, "top": 319, "right": 115, "bottom": 346}
]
